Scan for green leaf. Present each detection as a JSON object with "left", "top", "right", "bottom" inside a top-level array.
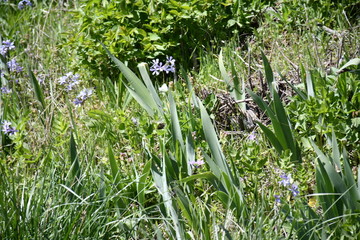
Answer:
[
  {"left": 108, "top": 145, "right": 127, "bottom": 209},
  {"left": 138, "top": 63, "right": 163, "bottom": 113},
  {"left": 28, "top": 67, "right": 46, "bottom": 110},
  {"left": 305, "top": 71, "right": 315, "bottom": 98},
  {"left": 69, "top": 133, "right": 81, "bottom": 193},
  {"left": 257, "top": 121, "right": 283, "bottom": 154},
  {"left": 338, "top": 58, "right": 360, "bottom": 72},
  {"left": 199, "top": 99, "right": 233, "bottom": 181},
  {"left": 261, "top": 52, "right": 274, "bottom": 94},
  {"left": 169, "top": 92, "right": 184, "bottom": 149},
  {"left": 151, "top": 148, "right": 185, "bottom": 240},
  {"left": 101, "top": 42, "right": 158, "bottom": 116},
  {"left": 137, "top": 160, "right": 151, "bottom": 207},
  {"left": 180, "top": 172, "right": 217, "bottom": 183},
  {"left": 219, "top": 49, "right": 233, "bottom": 92}
]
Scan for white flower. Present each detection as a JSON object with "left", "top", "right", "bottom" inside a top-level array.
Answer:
[{"left": 159, "top": 83, "right": 168, "bottom": 92}]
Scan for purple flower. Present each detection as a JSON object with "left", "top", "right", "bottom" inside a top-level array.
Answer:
[
  {"left": 74, "top": 88, "right": 93, "bottom": 106},
  {"left": 248, "top": 132, "right": 256, "bottom": 141},
  {"left": 149, "top": 56, "right": 176, "bottom": 75},
  {"left": 150, "top": 59, "right": 162, "bottom": 76},
  {"left": 37, "top": 74, "right": 46, "bottom": 84},
  {"left": 2, "top": 120, "right": 17, "bottom": 135},
  {"left": 18, "top": 0, "right": 32, "bottom": 9},
  {"left": 0, "top": 40, "right": 15, "bottom": 56},
  {"left": 7, "top": 58, "right": 23, "bottom": 72},
  {"left": 166, "top": 56, "right": 175, "bottom": 65},
  {"left": 279, "top": 173, "right": 291, "bottom": 187},
  {"left": 290, "top": 184, "right": 299, "bottom": 197},
  {"left": 1, "top": 86, "right": 11, "bottom": 94},
  {"left": 163, "top": 56, "right": 176, "bottom": 73},
  {"left": 73, "top": 98, "right": 83, "bottom": 105},
  {"left": 59, "top": 72, "right": 80, "bottom": 91},
  {"left": 189, "top": 160, "right": 205, "bottom": 167},
  {"left": 274, "top": 194, "right": 281, "bottom": 203}
]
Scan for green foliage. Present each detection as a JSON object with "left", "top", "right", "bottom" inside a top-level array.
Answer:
[
  {"left": 288, "top": 58, "right": 360, "bottom": 157},
  {"left": 249, "top": 53, "right": 302, "bottom": 163},
  {"left": 1, "top": 0, "right": 359, "bottom": 239},
  {"left": 67, "top": 0, "right": 274, "bottom": 78}
]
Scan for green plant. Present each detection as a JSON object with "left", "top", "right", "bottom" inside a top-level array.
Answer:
[
  {"left": 67, "top": 0, "right": 274, "bottom": 79},
  {"left": 287, "top": 58, "right": 360, "bottom": 161},
  {"left": 248, "top": 53, "right": 302, "bottom": 163}
]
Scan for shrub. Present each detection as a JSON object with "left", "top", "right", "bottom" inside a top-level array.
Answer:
[{"left": 66, "top": 0, "right": 274, "bottom": 79}]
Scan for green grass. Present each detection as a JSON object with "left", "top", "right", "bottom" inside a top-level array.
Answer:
[{"left": 0, "top": 0, "right": 359, "bottom": 239}]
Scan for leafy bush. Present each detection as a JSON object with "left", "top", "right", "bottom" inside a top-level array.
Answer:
[{"left": 67, "top": 0, "right": 274, "bottom": 78}]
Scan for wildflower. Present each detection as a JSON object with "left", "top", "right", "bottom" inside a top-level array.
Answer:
[
  {"left": 149, "top": 56, "right": 176, "bottom": 75},
  {"left": 74, "top": 88, "right": 93, "bottom": 106},
  {"left": 1, "top": 86, "right": 11, "bottom": 94},
  {"left": 163, "top": 56, "right": 176, "bottom": 73},
  {"left": 0, "top": 40, "right": 15, "bottom": 56},
  {"left": 274, "top": 194, "right": 281, "bottom": 203},
  {"left": 2, "top": 120, "right": 17, "bottom": 135},
  {"left": 18, "top": 0, "right": 32, "bottom": 9},
  {"left": 278, "top": 172, "right": 300, "bottom": 198},
  {"left": 290, "top": 184, "right": 299, "bottom": 197},
  {"left": 150, "top": 59, "right": 163, "bottom": 76},
  {"left": 189, "top": 160, "right": 205, "bottom": 167},
  {"left": 131, "top": 117, "right": 139, "bottom": 126},
  {"left": 58, "top": 72, "right": 80, "bottom": 91},
  {"left": 159, "top": 83, "right": 168, "bottom": 92},
  {"left": 248, "top": 132, "right": 256, "bottom": 141},
  {"left": 7, "top": 58, "right": 23, "bottom": 72},
  {"left": 37, "top": 74, "right": 46, "bottom": 84},
  {"left": 58, "top": 76, "right": 67, "bottom": 85},
  {"left": 279, "top": 173, "right": 291, "bottom": 187}
]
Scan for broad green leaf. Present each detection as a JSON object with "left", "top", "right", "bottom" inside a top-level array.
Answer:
[
  {"left": 185, "top": 133, "right": 195, "bottom": 176},
  {"left": 199, "top": 99, "right": 233, "bottom": 181},
  {"left": 137, "top": 160, "right": 151, "bottom": 207},
  {"left": 247, "top": 89, "right": 288, "bottom": 150},
  {"left": 169, "top": 92, "right": 184, "bottom": 149},
  {"left": 180, "top": 172, "right": 217, "bottom": 183},
  {"left": 151, "top": 147, "right": 185, "bottom": 240},
  {"left": 261, "top": 52, "right": 274, "bottom": 94},
  {"left": 257, "top": 122, "right": 283, "bottom": 154},
  {"left": 101, "top": 42, "right": 158, "bottom": 116},
  {"left": 182, "top": 67, "right": 198, "bottom": 108},
  {"left": 305, "top": 71, "right": 315, "bottom": 98},
  {"left": 138, "top": 63, "right": 163, "bottom": 113},
  {"left": 28, "top": 67, "right": 46, "bottom": 110},
  {"left": 272, "top": 87, "right": 301, "bottom": 162},
  {"left": 219, "top": 49, "right": 233, "bottom": 92}
]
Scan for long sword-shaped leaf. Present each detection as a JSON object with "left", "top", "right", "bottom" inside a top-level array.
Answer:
[
  {"left": 69, "top": 132, "right": 80, "bottom": 193},
  {"left": 272, "top": 87, "right": 301, "bottom": 162},
  {"left": 247, "top": 89, "right": 288, "bottom": 149},
  {"left": 305, "top": 71, "right": 315, "bottom": 98},
  {"left": 168, "top": 92, "right": 184, "bottom": 149},
  {"left": 199, "top": 99, "right": 234, "bottom": 183},
  {"left": 138, "top": 63, "right": 163, "bottom": 112},
  {"left": 261, "top": 52, "right": 274, "bottom": 95},
  {"left": 101, "top": 43, "right": 158, "bottom": 116},
  {"left": 219, "top": 49, "right": 233, "bottom": 93},
  {"left": 151, "top": 144, "right": 185, "bottom": 240},
  {"left": 257, "top": 121, "right": 283, "bottom": 154},
  {"left": 28, "top": 67, "right": 46, "bottom": 110},
  {"left": 108, "top": 145, "right": 126, "bottom": 209}
]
